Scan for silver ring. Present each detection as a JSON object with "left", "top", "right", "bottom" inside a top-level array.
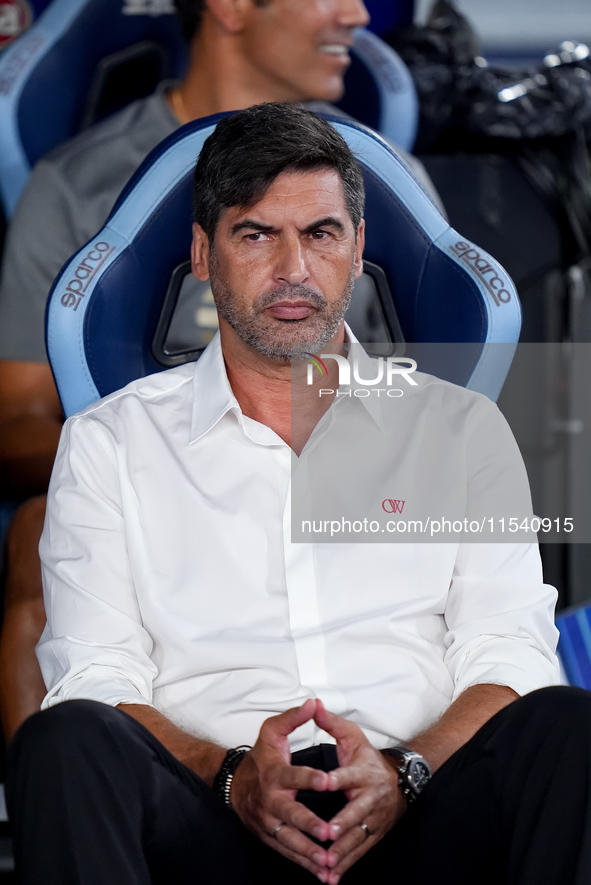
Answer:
[
  {"left": 273, "top": 822, "right": 285, "bottom": 839},
  {"left": 360, "top": 822, "right": 370, "bottom": 839}
]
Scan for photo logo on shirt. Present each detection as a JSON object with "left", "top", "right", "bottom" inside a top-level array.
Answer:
[
  {"left": 305, "top": 352, "right": 418, "bottom": 398},
  {"left": 0, "top": 0, "right": 32, "bottom": 52},
  {"left": 122, "top": 0, "right": 175, "bottom": 15}
]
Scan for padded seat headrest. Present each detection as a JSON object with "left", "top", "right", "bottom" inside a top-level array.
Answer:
[{"left": 47, "top": 112, "right": 521, "bottom": 417}]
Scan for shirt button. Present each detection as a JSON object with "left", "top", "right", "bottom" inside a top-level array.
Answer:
[{"left": 282, "top": 447, "right": 291, "bottom": 457}]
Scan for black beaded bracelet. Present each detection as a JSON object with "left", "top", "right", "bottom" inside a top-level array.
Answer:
[{"left": 213, "top": 746, "right": 251, "bottom": 808}]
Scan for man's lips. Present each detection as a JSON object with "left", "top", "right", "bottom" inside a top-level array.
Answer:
[{"left": 266, "top": 301, "right": 318, "bottom": 320}]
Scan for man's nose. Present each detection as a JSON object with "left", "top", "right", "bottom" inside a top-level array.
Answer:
[
  {"left": 276, "top": 237, "right": 309, "bottom": 285},
  {"left": 337, "top": 0, "right": 370, "bottom": 29}
]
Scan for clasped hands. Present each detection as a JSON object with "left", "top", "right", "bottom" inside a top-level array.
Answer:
[{"left": 230, "top": 698, "right": 406, "bottom": 884}]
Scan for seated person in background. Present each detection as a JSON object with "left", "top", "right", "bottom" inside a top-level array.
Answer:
[
  {"left": 7, "top": 103, "right": 589, "bottom": 885},
  {"left": 0, "top": 0, "right": 442, "bottom": 741}
]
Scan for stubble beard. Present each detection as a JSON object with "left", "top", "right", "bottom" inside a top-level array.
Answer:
[{"left": 208, "top": 251, "right": 356, "bottom": 362}]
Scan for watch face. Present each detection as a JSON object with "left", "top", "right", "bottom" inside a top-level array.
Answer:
[{"left": 408, "top": 758, "right": 431, "bottom": 793}]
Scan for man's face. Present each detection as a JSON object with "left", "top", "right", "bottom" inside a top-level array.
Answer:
[
  {"left": 240, "top": 0, "right": 370, "bottom": 103},
  {"left": 191, "top": 168, "right": 365, "bottom": 361}
]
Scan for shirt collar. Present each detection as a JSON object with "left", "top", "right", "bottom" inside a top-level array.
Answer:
[
  {"left": 189, "top": 324, "right": 386, "bottom": 444},
  {"left": 189, "top": 333, "right": 240, "bottom": 444}
]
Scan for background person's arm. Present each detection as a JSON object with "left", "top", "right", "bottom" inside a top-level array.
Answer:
[
  {"left": 0, "top": 151, "right": 95, "bottom": 736},
  {"left": 0, "top": 361, "right": 63, "bottom": 497},
  {"left": 0, "top": 151, "right": 100, "bottom": 495},
  {"left": 0, "top": 495, "right": 49, "bottom": 741},
  {"left": 0, "top": 360, "right": 63, "bottom": 741}
]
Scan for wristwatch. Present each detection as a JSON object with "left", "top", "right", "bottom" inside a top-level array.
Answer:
[{"left": 382, "top": 746, "right": 432, "bottom": 804}]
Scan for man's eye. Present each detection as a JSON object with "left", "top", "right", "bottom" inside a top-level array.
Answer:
[
  {"left": 310, "top": 230, "right": 329, "bottom": 239},
  {"left": 246, "top": 233, "right": 265, "bottom": 241}
]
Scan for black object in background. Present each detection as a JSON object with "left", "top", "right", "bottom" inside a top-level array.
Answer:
[
  {"left": 386, "top": 0, "right": 591, "bottom": 270},
  {"left": 386, "top": 1, "right": 591, "bottom": 610}
]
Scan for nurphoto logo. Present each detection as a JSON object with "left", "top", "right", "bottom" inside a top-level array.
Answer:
[{"left": 304, "top": 352, "right": 418, "bottom": 398}]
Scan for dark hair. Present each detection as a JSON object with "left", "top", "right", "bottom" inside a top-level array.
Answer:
[
  {"left": 173, "top": 0, "right": 205, "bottom": 42},
  {"left": 192, "top": 103, "right": 365, "bottom": 241}
]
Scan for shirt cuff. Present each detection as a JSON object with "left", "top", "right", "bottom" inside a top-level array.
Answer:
[
  {"left": 451, "top": 636, "right": 561, "bottom": 701},
  {"left": 41, "top": 671, "right": 155, "bottom": 712}
]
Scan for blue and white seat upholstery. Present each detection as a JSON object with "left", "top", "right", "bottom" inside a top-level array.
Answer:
[
  {"left": 46, "top": 113, "right": 521, "bottom": 419},
  {"left": 0, "top": 0, "right": 187, "bottom": 218},
  {"left": 556, "top": 605, "right": 591, "bottom": 689},
  {"left": 0, "top": 2, "right": 417, "bottom": 220},
  {"left": 336, "top": 28, "right": 418, "bottom": 153}
]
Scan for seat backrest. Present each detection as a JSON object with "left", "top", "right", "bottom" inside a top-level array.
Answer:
[
  {"left": 0, "top": 12, "right": 417, "bottom": 219},
  {"left": 0, "top": 0, "right": 187, "bottom": 217},
  {"left": 364, "top": 0, "right": 413, "bottom": 37},
  {"left": 46, "top": 113, "right": 522, "bottom": 419},
  {"left": 556, "top": 605, "right": 591, "bottom": 689},
  {"left": 336, "top": 28, "right": 418, "bottom": 154}
]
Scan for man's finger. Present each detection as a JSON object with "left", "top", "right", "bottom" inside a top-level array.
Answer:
[
  {"left": 313, "top": 700, "right": 360, "bottom": 743},
  {"left": 326, "top": 791, "right": 379, "bottom": 837},
  {"left": 329, "top": 815, "right": 377, "bottom": 859},
  {"left": 327, "top": 816, "right": 394, "bottom": 885},
  {"left": 259, "top": 823, "right": 332, "bottom": 881},
  {"left": 260, "top": 698, "right": 318, "bottom": 740},
  {"left": 270, "top": 795, "right": 332, "bottom": 843},
  {"left": 275, "top": 762, "right": 329, "bottom": 792},
  {"left": 324, "top": 764, "right": 367, "bottom": 792},
  {"left": 328, "top": 831, "right": 376, "bottom": 885}
]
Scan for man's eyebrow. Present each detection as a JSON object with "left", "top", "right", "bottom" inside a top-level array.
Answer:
[
  {"left": 229, "top": 216, "right": 347, "bottom": 236},
  {"left": 230, "top": 220, "right": 275, "bottom": 235},
  {"left": 302, "top": 216, "right": 346, "bottom": 234}
]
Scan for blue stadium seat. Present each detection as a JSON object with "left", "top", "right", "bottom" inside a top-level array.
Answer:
[
  {"left": 45, "top": 113, "right": 522, "bottom": 419},
  {"left": 336, "top": 28, "right": 418, "bottom": 153},
  {"left": 556, "top": 605, "right": 591, "bottom": 688},
  {"left": 0, "top": 0, "right": 417, "bottom": 220},
  {"left": 0, "top": 0, "right": 187, "bottom": 218},
  {"left": 364, "top": 0, "right": 413, "bottom": 36}
]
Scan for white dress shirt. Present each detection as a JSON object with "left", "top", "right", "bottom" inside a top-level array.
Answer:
[{"left": 38, "top": 333, "right": 560, "bottom": 752}]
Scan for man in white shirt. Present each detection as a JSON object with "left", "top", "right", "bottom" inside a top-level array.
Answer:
[
  {"left": 0, "top": 0, "right": 445, "bottom": 742},
  {"left": 8, "top": 103, "right": 591, "bottom": 885}
]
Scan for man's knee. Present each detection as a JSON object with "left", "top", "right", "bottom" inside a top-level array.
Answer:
[
  {"left": 518, "top": 685, "right": 591, "bottom": 721},
  {"left": 9, "top": 699, "right": 126, "bottom": 765},
  {"left": 497, "top": 685, "right": 591, "bottom": 748}
]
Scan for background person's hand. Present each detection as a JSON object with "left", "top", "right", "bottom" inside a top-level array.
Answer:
[
  {"left": 313, "top": 701, "right": 406, "bottom": 884},
  {"left": 231, "top": 698, "right": 336, "bottom": 882}
]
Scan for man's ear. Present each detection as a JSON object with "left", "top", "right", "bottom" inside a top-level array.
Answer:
[
  {"left": 204, "top": 0, "right": 254, "bottom": 34},
  {"left": 354, "top": 219, "right": 365, "bottom": 279},
  {"left": 191, "top": 223, "right": 211, "bottom": 281}
]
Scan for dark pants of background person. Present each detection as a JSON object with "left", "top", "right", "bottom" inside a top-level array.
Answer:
[{"left": 7, "top": 687, "right": 591, "bottom": 885}]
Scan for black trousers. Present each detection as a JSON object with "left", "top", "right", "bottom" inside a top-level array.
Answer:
[{"left": 7, "top": 687, "right": 591, "bottom": 884}]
